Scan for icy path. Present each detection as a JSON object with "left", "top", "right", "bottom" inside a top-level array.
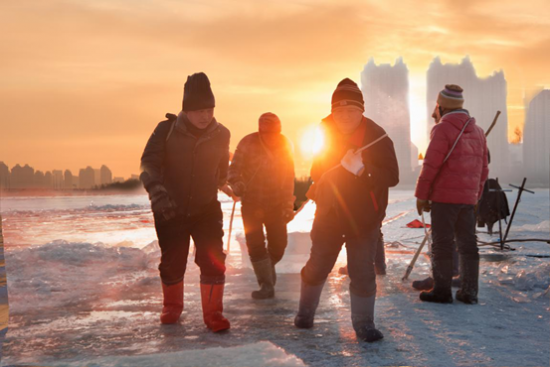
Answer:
[{"left": 1, "top": 190, "right": 549, "bottom": 366}]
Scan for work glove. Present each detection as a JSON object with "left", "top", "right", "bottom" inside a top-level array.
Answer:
[
  {"left": 416, "top": 199, "right": 431, "bottom": 216},
  {"left": 230, "top": 181, "right": 246, "bottom": 197},
  {"left": 219, "top": 183, "right": 240, "bottom": 202},
  {"left": 341, "top": 149, "right": 364, "bottom": 176},
  {"left": 149, "top": 184, "right": 177, "bottom": 221},
  {"left": 282, "top": 198, "right": 296, "bottom": 223}
]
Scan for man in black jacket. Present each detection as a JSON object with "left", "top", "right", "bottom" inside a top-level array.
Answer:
[
  {"left": 294, "top": 78, "right": 399, "bottom": 343},
  {"left": 140, "top": 72, "right": 231, "bottom": 332}
]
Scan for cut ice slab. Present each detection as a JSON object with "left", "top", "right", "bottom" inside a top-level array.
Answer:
[{"left": 42, "top": 341, "right": 306, "bottom": 367}]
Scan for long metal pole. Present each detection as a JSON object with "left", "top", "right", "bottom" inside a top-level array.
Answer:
[
  {"left": 402, "top": 229, "right": 432, "bottom": 281},
  {"left": 485, "top": 110, "right": 501, "bottom": 137},
  {"left": 226, "top": 201, "right": 237, "bottom": 252},
  {"left": 503, "top": 178, "right": 527, "bottom": 243}
]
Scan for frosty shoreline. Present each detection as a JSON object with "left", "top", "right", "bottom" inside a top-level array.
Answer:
[{"left": 0, "top": 190, "right": 548, "bottom": 366}]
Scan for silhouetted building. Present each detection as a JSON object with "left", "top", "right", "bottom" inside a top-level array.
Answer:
[
  {"left": 113, "top": 177, "right": 125, "bottom": 183},
  {"left": 34, "top": 171, "right": 45, "bottom": 189},
  {"left": 523, "top": 90, "right": 550, "bottom": 186},
  {"left": 11, "top": 164, "right": 34, "bottom": 189},
  {"left": 100, "top": 165, "right": 113, "bottom": 185},
  {"left": 427, "top": 56, "right": 509, "bottom": 178},
  {"left": 79, "top": 166, "right": 96, "bottom": 189},
  {"left": 52, "top": 170, "right": 64, "bottom": 189},
  {"left": 64, "top": 170, "right": 74, "bottom": 189},
  {"left": 0, "top": 162, "right": 9, "bottom": 190},
  {"left": 361, "top": 57, "right": 415, "bottom": 183},
  {"left": 44, "top": 171, "right": 53, "bottom": 189}
]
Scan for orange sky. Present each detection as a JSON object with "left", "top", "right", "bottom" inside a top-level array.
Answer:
[{"left": 1, "top": 0, "right": 549, "bottom": 178}]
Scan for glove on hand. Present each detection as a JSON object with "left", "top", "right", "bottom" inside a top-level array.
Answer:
[
  {"left": 149, "top": 185, "right": 177, "bottom": 221},
  {"left": 230, "top": 181, "right": 246, "bottom": 197},
  {"left": 416, "top": 199, "right": 431, "bottom": 216},
  {"left": 341, "top": 149, "right": 364, "bottom": 176},
  {"left": 219, "top": 183, "right": 240, "bottom": 202}
]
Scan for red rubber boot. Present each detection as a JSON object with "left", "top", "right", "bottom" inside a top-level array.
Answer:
[
  {"left": 200, "top": 283, "right": 230, "bottom": 332},
  {"left": 160, "top": 281, "right": 183, "bottom": 324}
]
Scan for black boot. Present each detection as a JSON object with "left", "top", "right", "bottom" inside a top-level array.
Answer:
[
  {"left": 251, "top": 258, "right": 275, "bottom": 299},
  {"left": 294, "top": 280, "right": 325, "bottom": 329},
  {"left": 350, "top": 293, "right": 384, "bottom": 343},
  {"left": 456, "top": 256, "right": 479, "bottom": 304},
  {"left": 412, "top": 277, "right": 434, "bottom": 290},
  {"left": 419, "top": 258, "right": 453, "bottom": 304}
]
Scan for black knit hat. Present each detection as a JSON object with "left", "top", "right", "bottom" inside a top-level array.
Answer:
[
  {"left": 331, "top": 78, "right": 364, "bottom": 112},
  {"left": 182, "top": 72, "right": 216, "bottom": 112}
]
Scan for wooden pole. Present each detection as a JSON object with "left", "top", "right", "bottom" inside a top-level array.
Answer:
[{"left": 226, "top": 201, "right": 237, "bottom": 252}]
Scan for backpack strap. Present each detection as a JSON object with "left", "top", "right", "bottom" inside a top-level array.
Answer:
[
  {"left": 443, "top": 117, "right": 472, "bottom": 164},
  {"left": 164, "top": 113, "right": 178, "bottom": 142}
]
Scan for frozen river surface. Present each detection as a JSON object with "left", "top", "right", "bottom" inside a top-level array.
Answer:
[{"left": 0, "top": 190, "right": 549, "bottom": 366}]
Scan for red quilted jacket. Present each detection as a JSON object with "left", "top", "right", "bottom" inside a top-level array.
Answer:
[{"left": 415, "top": 110, "right": 489, "bottom": 205}]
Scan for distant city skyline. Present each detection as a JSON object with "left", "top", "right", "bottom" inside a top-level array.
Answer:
[{"left": 0, "top": 162, "right": 137, "bottom": 190}]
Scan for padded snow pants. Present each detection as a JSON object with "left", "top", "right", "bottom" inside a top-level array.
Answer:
[
  {"left": 154, "top": 201, "right": 226, "bottom": 285},
  {"left": 431, "top": 202, "right": 479, "bottom": 278},
  {"left": 301, "top": 211, "right": 379, "bottom": 297},
  {"left": 241, "top": 202, "right": 288, "bottom": 264}
]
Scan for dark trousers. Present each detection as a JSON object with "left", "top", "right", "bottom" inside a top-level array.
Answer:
[
  {"left": 375, "top": 230, "right": 386, "bottom": 271},
  {"left": 431, "top": 202, "right": 479, "bottom": 276},
  {"left": 302, "top": 211, "right": 379, "bottom": 297},
  {"left": 154, "top": 201, "right": 226, "bottom": 285},
  {"left": 241, "top": 202, "right": 288, "bottom": 264}
]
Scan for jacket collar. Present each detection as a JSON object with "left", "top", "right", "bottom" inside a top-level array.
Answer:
[
  {"left": 175, "top": 110, "right": 219, "bottom": 136},
  {"left": 441, "top": 109, "right": 476, "bottom": 131}
]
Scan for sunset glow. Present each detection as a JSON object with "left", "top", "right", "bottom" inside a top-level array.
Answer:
[
  {"left": 300, "top": 125, "right": 326, "bottom": 160},
  {"left": 1, "top": 0, "right": 549, "bottom": 178}
]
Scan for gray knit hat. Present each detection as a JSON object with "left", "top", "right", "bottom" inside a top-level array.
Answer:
[{"left": 437, "top": 84, "right": 464, "bottom": 110}]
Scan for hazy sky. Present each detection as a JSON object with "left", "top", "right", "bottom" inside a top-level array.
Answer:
[{"left": 1, "top": 0, "right": 549, "bottom": 177}]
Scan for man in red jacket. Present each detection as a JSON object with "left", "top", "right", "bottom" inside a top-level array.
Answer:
[{"left": 415, "top": 84, "right": 489, "bottom": 304}]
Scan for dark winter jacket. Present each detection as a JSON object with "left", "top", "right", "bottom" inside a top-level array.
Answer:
[
  {"left": 415, "top": 110, "right": 489, "bottom": 205},
  {"left": 228, "top": 132, "right": 295, "bottom": 207},
  {"left": 140, "top": 111, "right": 230, "bottom": 217},
  {"left": 308, "top": 115, "right": 399, "bottom": 236},
  {"left": 477, "top": 178, "right": 510, "bottom": 229}
]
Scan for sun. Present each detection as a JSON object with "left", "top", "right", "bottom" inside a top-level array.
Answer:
[{"left": 300, "top": 125, "right": 325, "bottom": 159}]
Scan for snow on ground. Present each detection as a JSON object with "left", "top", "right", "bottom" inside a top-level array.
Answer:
[
  {"left": 39, "top": 342, "right": 306, "bottom": 367},
  {"left": 0, "top": 189, "right": 549, "bottom": 366}
]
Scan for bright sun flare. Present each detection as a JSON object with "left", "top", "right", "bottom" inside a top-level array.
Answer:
[{"left": 300, "top": 126, "right": 325, "bottom": 158}]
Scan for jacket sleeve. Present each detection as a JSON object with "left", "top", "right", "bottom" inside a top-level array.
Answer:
[
  {"left": 217, "top": 130, "right": 231, "bottom": 188},
  {"left": 415, "top": 124, "right": 451, "bottom": 200},
  {"left": 478, "top": 129, "right": 489, "bottom": 201},
  {"left": 228, "top": 138, "right": 247, "bottom": 186},
  {"left": 139, "top": 121, "right": 171, "bottom": 192},
  {"left": 360, "top": 135, "right": 400, "bottom": 188}
]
